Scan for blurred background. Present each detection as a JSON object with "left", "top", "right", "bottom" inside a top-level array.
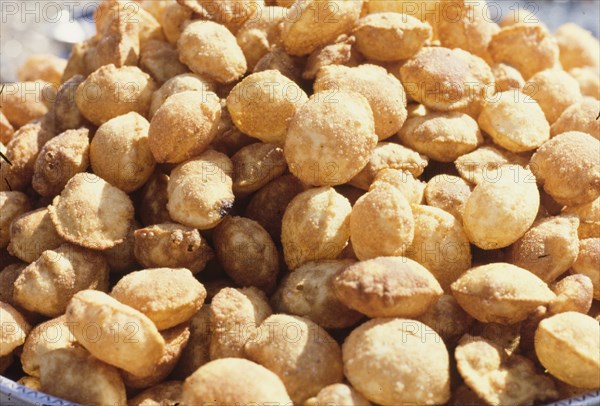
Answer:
[{"left": 0, "top": 0, "right": 599, "bottom": 82}]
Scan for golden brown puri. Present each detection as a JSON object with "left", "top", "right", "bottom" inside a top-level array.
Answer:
[
  {"left": 13, "top": 243, "right": 109, "bottom": 317},
  {"left": 343, "top": 318, "right": 451, "bottom": 405},
  {"left": 551, "top": 97, "right": 600, "bottom": 140},
  {"left": 134, "top": 222, "right": 213, "bottom": 274},
  {"left": 17, "top": 55, "right": 67, "bottom": 86},
  {"left": 75, "top": 64, "right": 156, "bottom": 126},
  {"left": 535, "top": 312, "right": 600, "bottom": 388},
  {"left": 571, "top": 238, "right": 600, "bottom": 300},
  {"left": 244, "top": 314, "right": 343, "bottom": 404},
  {"left": 314, "top": 64, "right": 407, "bottom": 140},
  {"left": 178, "top": 20, "right": 247, "bottom": 83},
  {"left": 0, "top": 81, "right": 51, "bottom": 128},
  {"left": 0, "top": 191, "right": 31, "bottom": 248},
  {"left": 227, "top": 70, "right": 308, "bottom": 143},
  {"left": 281, "top": 0, "right": 362, "bottom": 56},
  {"left": 284, "top": 90, "right": 377, "bottom": 186},
  {"left": 451, "top": 263, "right": 555, "bottom": 324},
  {"left": 271, "top": 259, "right": 363, "bottom": 329},
  {"left": 39, "top": 347, "right": 126, "bottom": 406},
  {"left": 531, "top": 132, "right": 600, "bottom": 206},
  {"left": 281, "top": 187, "right": 351, "bottom": 269},
  {"left": 0, "top": 302, "right": 31, "bottom": 356},
  {"left": 49, "top": 173, "right": 135, "bottom": 249},
  {"left": 213, "top": 216, "right": 279, "bottom": 292},
  {"left": 181, "top": 358, "right": 291, "bottom": 406},
  {"left": 111, "top": 267, "right": 206, "bottom": 330},
  {"left": 455, "top": 335, "right": 558, "bottom": 405},
  {"left": 549, "top": 274, "right": 594, "bottom": 315},
  {"left": 8, "top": 207, "right": 64, "bottom": 263},
  {"left": 65, "top": 290, "right": 165, "bottom": 376}
]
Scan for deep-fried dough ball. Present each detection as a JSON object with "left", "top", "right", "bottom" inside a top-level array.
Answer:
[
  {"left": 0, "top": 122, "right": 54, "bottom": 192},
  {"left": 478, "top": 91, "right": 550, "bottom": 152},
  {"left": 571, "top": 238, "right": 600, "bottom": 300},
  {"left": 353, "top": 12, "right": 431, "bottom": 61},
  {"left": 0, "top": 302, "right": 30, "bottom": 356},
  {"left": 149, "top": 91, "right": 221, "bottom": 164},
  {"left": 231, "top": 142, "right": 287, "bottom": 196},
  {"left": 0, "top": 191, "right": 31, "bottom": 248},
  {"left": 76, "top": 64, "right": 156, "bottom": 125},
  {"left": 17, "top": 55, "right": 66, "bottom": 86},
  {"left": 535, "top": 312, "right": 600, "bottom": 388},
  {"left": 161, "top": 2, "right": 193, "bottom": 44},
  {"left": 254, "top": 46, "right": 304, "bottom": 82},
  {"left": 32, "top": 128, "right": 90, "bottom": 197},
  {"left": 314, "top": 64, "right": 407, "bottom": 140},
  {"left": 44, "top": 74, "right": 85, "bottom": 133},
  {"left": 369, "top": 169, "right": 425, "bottom": 205},
  {"left": 134, "top": 223, "right": 213, "bottom": 274},
  {"left": 281, "top": 0, "right": 362, "bottom": 56},
  {"left": 488, "top": 24, "right": 559, "bottom": 79},
  {"left": 551, "top": 98, "right": 600, "bottom": 140},
  {"left": 20, "top": 315, "right": 76, "bottom": 377},
  {"left": 333, "top": 256, "right": 443, "bottom": 318},
  {"left": 167, "top": 150, "right": 234, "bottom": 230},
  {"left": 463, "top": 165, "right": 540, "bottom": 249},
  {"left": 245, "top": 314, "right": 343, "bottom": 404},
  {"left": 39, "top": 347, "right": 126, "bottom": 406},
  {"left": 418, "top": 295, "right": 474, "bottom": 345},
  {"left": 0, "top": 81, "right": 51, "bottom": 128},
  {"left": 523, "top": 69, "right": 582, "bottom": 124},
  {"left": 111, "top": 267, "right": 206, "bottom": 330},
  {"left": 181, "top": 358, "right": 292, "bottom": 406},
  {"left": 210, "top": 287, "right": 272, "bottom": 359},
  {"left": 285, "top": 90, "right": 377, "bottom": 186},
  {"left": 120, "top": 324, "right": 190, "bottom": 388},
  {"left": 549, "top": 274, "right": 594, "bottom": 314},
  {"left": 140, "top": 40, "right": 189, "bottom": 84},
  {"left": 236, "top": 6, "right": 287, "bottom": 70},
  {"left": 272, "top": 259, "right": 362, "bottom": 329},
  {"left": 13, "top": 243, "right": 109, "bottom": 317},
  {"left": 492, "top": 63, "right": 525, "bottom": 92},
  {"left": 281, "top": 187, "right": 351, "bottom": 269},
  {"left": 530, "top": 131, "right": 600, "bottom": 206},
  {"left": 245, "top": 174, "right": 306, "bottom": 241},
  {"left": 139, "top": 170, "right": 173, "bottom": 226},
  {"left": 49, "top": 173, "right": 135, "bottom": 249},
  {"left": 149, "top": 73, "right": 216, "bottom": 118},
  {"left": 555, "top": 23, "right": 600, "bottom": 71},
  {"left": 569, "top": 67, "right": 600, "bottom": 99},
  {"left": 407, "top": 205, "right": 472, "bottom": 292},
  {"left": 451, "top": 263, "right": 555, "bottom": 324},
  {"left": 454, "top": 145, "right": 529, "bottom": 185},
  {"left": 563, "top": 197, "right": 600, "bottom": 239},
  {"left": 176, "top": 0, "right": 264, "bottom": 33},
  {"left": 213, "top": 216, "right": 279, "bottom": 292},
  {"left": 85, "top": 2, "right": 140, "bottom": 73},
  {"left": 0, "top": 112, "right": 14, "bottom": 144},
  {"left": 8, "top": 208, "right": 64, "bottom": 263},
  {"left": 343, "top": 318, "right": 451, "bottom": 405},
  {"left": 178, "top": 20, "right": 247, "bottom": 83},
  {"left": 425, "top": 174, "right": 472, "bottom": 221},
  {"left": 508, "top": 215, "right": 580, "bottom": 283},
  {"left": 349, "top": 143, "right": 428, "bottom": 190},
  {"left": 398, "top": 112, "right": 483, "bottom": 162},
  {"left": 303, "top": 34, "right": 362, "bottom": 80},
  {"left": 91, "top": 112, "right": 155, "bottom": 192},
  {"left": 66, "top": 290, "right": 166, "bottom": 376},
  {"left": 227, "top": 70, "right": 308, "bottom": 143},
  {"left": 0, "top": 263, "right": 26, "bottom": 306},
  {"left": 350, "top": 184, "right": 414, "bottom": 260},
  {"left": 400, "top": 47, "right": 493, "bottom": 112},
  {"left": 437, "top": 0, "right": 499, "bottom": 63}
]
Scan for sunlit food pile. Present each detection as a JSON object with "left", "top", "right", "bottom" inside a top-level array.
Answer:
[{"left": 1, "top": 0, "right": 599, "bottom": 405}]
